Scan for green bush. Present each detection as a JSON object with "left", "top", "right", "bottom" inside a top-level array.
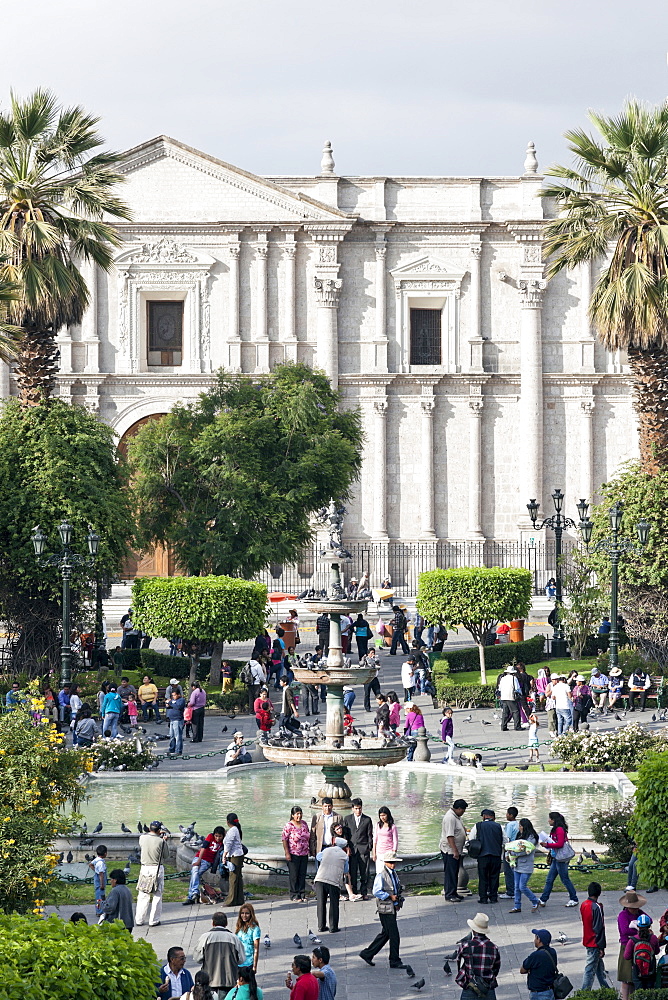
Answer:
[
  {"left": 438, "top": 683, "right": 498, "bottom": 707},
  {"left": 552, "top": 723, "right": 667, "bottom": 771},
  {"left": 430, "top": 635, "right": 546, "bottom": 673},
  {"left": 91, "top": 733, "right": 154, "bottom": 772},
  {"left": 0, "top": 913, "right": 159, "bottom": 999},
  {"left": 588, "top": 800, "right": 635, "bottom": 860},
  {"left": 133, "top": 575, "right": 267, "bottom": 643},
  {"left": 631, "top": 751, "right": 668, "bottom": 889},
  {"left": 631, "top": 992, "right": 668, "bottom": 1000},
  {"left": 570, "top": 989, "right": 619, "bottom": 1000},
  {"left": 596, "top": 648, "right": 659, "bottom": 676},
  {"left": 208, "top": 681, "right": 249, "bottom": 712}
]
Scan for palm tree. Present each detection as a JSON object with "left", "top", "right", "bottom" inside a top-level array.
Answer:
[
  {"left": 541, "top": 100, "right": 668, "bottom": 474},
  {"left": 0, "top": 272, "right": 21, "bottom": 360},
  {"left": 0, "top": 89, "right": 131, "bottom": 405}
]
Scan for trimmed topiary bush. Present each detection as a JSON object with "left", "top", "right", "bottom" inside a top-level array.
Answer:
[
  {"left": 552, "top": 723, "right": 667, "bottom": 771},
  {"left": 438, "top": 683, "right": 498, "bottom": 707},
  {"left": 430, "top": 635, "right": 547, "bottom": 673},
  {"left": 631, "top": 751, "right": 668, "bottom": 889},
  {"left": 570, "top": 990, "right": 619, "bottom": 1000},
  {"left": 0, "top": 913, "right": 159, "bottom": 999},
  {"left": 589, "top": 800, "right": 635, "bottom": 860}
]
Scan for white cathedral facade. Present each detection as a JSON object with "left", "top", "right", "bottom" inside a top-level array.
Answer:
[{"left": 9, "top": 135, "right": 638, "bottom": 576}]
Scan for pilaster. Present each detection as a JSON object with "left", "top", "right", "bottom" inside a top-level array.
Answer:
[
  {"left": 282, "top": 235, "right": 298, "bottom": 362},
  {"left": 226, "top": 238, "right": 241, "bottom": 371},
  {"left": 419, "top": 395, "right": 436, "bottom": 538},
  {"left": 372, "top": 398, "right": 388, "bottom": 539},
  {"left": 467, "top": 394, "right": 485, "bottom": 539},
  {"left": 467, "top": 242, "right": 484, "bottom": 372},
  {"left": 253, "top": 230, "right": 270, "bottom": 372},
  {"left": 580, "top": 396, "right": 595, "bottom": 502}
]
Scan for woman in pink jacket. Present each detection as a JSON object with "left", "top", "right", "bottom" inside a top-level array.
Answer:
[
  {"left": 188, "top": 681, "right": 207, "bottom": 743},
  {"left": 372, "top": 806, "right": 398, "bottom": 861}
]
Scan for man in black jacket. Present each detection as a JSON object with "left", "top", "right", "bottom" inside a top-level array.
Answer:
[
  {"left": 389, "top": 607, "right": 409, "bottom": 656},
  {"left": 344, "top": 798, "right": 374, "bottom": 899},
  {"left": 316, "top": 613, "right": 330, "bottom": 657},
  {"left": 470, "top": 809, "right": 504, "bottom": 904}
]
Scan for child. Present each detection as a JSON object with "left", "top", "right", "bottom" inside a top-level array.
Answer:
[
  {"left": 387, "top": 691, "right": 401, "bottom": 733},
  {"left": 89, "top": 844, "right": 107, "bottom": 916},
  {"left": 441, "top": 707, "right": 454, "bottom": 763},
  {"left": 126, "top": 692, "right": 138, "bottom": 727},
  {"left": 624, "top": 914, "right": 659, "bottom": 990},
  {"left": 657, "top": 944, "right": 668, "bottom": 988},
  {"left": 257, "top": 700, "right": 274, "bottom": 733},
  {"left": 528, "top": 713, "right": 539, "bottom": 762},
  {"left": 343, "top": 712, "right": 355, "bottom": 735},
  {"left": 222, "top": 660, "right": 233, "bottom": 693}
]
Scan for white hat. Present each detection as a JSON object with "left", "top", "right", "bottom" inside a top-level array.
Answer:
[
  {"left": 467, "top": 912, "right": 490, "bottom": 934},
  {"left": 382, "top": 850, "right": 403, "bottom": 862},
  {"left": 170, "top": 678, "right": 179, "bottom": 685},
  {"left": 504, "top": 665, "right": 516, "bottom": 673},
  {"left": 576, "top": 675, "right": 586, "bottom": 682},
  {"left": 233, "top": 731, "right": 244, "bottom": 738}
]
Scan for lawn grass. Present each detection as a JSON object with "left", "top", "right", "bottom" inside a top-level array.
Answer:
[
  {"left": 413, "top": 862, "right": 630, "bottom": 896},
  {"left": 445, "top": 657, "right": 599, "bottom": 687}
]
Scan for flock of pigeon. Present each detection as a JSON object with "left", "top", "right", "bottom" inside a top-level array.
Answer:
[{"left": 257, "top": 717, "right": 415, "bottom": 752}]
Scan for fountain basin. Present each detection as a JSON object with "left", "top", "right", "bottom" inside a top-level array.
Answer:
[
  {"left": 293, "top": 666, "right": 374, "bottom": 686},
  {"left": 303, "top": 599, "right": 369, "bottom": 615},
  {"left": 261, "top": 744, "right": 407, "bottom": 768}
]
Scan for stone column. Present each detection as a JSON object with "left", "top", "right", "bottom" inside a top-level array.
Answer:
[
  {"left": 580, "top": 259, "right": 595, "bottom": 371},
  {"left": 375, "top": 243, "right": 387, "bottom": 342},
  {"left": 467, "top": 398, "right": 484, "bottom": 539},
  {"left": 82, "top": 258, "right": 100, "bottom": 373},
  {"left": 227, "top": 242, "right": 241, "bottom": 370},
  {"left": 420, "top": 397, "right": 436, "bottom": 538},
  {"left": 518, "top": 278, "right": 546, "bottom": 513},
  {"left": 283, "top": 241, "right": 298, "bottom": 362},
  {"left": 314, "top": 277, "right": 342, "bottom": 388},
  {"left": 468, "top": 243, "right": 484, "bottom": 372},
  {"left": 254, "top": 238, "right": 269, "bottom": 371},
  {"left": 372, "top": 398, "right": 388, "bottom": 539},
  {"left": 580, "top": 399, "right": 595, "bottom": 502}
]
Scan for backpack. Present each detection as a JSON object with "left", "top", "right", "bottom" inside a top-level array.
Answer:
[
  {"left": 240, "top": 662, "right": 253, "bottom": 684},
  {"left": 632, "top": 938, "right": 656, "bottom": 981}
]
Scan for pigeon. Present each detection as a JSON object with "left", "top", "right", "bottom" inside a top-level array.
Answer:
[
  {"left": 57, "top": 852, "right": 64, "bottom": 864},
  {"left": 308, "top": 929, "right": 322, "bottom": 944},
  {"left": 557, "top": 931, "right": 568, "bottom": 945},
  {"left": 481, "top": 720, "right": 491, "bottom": 726},
  {"left": 351, "top": 740, "right": 361, "bottom": 750},
  {"left": 463, "top": 715, "right": 473, "bottom": 723},
  {"left": 540, "top": 763, "right": 545, "bottom": 771},
  {"left": 405, "top": 964, "right": 415, "bottom": 978},
  {"left": 81, "top": 822, "right": 88, "bottom": 833},
  {"left": 66, "top": 850, "right": 73, "bottom": 863},
  {"left": 143, "top": 824, "right": 150, "bottom": 833},
  {"left": 614, "top": 714, "right": 622, "bottom": 721},
  {"left": 123, "top": 863, "right": 131, "bottom": 875},
  {"left": 590, "top": 850, "right": 599, "bottom": 862},
  {"left": 652, "top": 714, "right": 657, "bottom": 722},
  {"left": 492, "top": 712, "right": 500, "bottom": 720},
  {"left": 411, "top": 979, "right": 426, "bottom": 990},
  {"left": 263, "top": 934, "right": 271, "bottom": 949},
  {"left": 293, "top": 933, "right": 303, "bottom": 948},
  {"left": 496, "top": 763, "right": 507, "bottom": 771},
  {"left": 80, "top": 837, "right": 93, "bottom": 847},
  {"left": 113, "top": 764, "right": 126, "bottom": 771},
  {"left": 310, "top": 797, "right": 317, "bottom": 806},
  {"left": 161, "top": 825, "right": 172, "bottom": 835},
  {"left": 137, "top": 822, "right": 143, "bottom": 833},
  {"left": 582, "top": 848, "right": 592, "bottom": 859},
  {"left": 84, "top": 853, "right": 93, "bottom": 862},
  {"left": 121, "top": 823, "right": 131, "bottom": 833},
  {"left": 443, "top": 961, "right": 452, "bottom": 975},
  {"left": 517, "top": 764, "right": 529, "bottom": 771}
]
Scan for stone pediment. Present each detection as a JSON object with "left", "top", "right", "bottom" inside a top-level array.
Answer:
[
  {"left": 114, "top": 237, "right": 215, "bottom": 269},
  {"left": 390, "top": 255, "right": 466, "bottom": 281},
  {"left": 118, "top": 135, "right": 353, "bottom": 224}
]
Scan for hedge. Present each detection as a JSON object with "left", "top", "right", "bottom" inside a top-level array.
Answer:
[
  {"left": 0, "top": 914, "right": 159, "bottom": 999},
  {"left": 437, "top": 682, "right": 498, "bottom": 707},
  {"left": 132, "top": 575, "right": 267, "bottom": 642},
  {"left": 208, "top": 681, "right": 249, "bottom": 712},
  {"left": 430, "top": 634, "right": 546, "bottom": 673}
]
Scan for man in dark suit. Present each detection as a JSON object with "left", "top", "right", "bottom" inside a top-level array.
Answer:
[
  {"left": 344, "top": 797, "right": 373, "bottom": 899},
  {"left": 309, "top": 797, "right": 343, "bottom": 858}
]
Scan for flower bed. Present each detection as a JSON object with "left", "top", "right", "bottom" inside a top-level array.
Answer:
[{"left": 551, "top": 723, "right": 668, "bottom": 771}]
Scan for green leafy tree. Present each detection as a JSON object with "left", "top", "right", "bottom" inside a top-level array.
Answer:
[
  {"left": 417, "top": 567, "right": 532, "bottom": 684},
  {"left": 559, "top": 550, "right": 607, "bottom": 658},
  {"left": 0, "top": 89, "right": 131, "bottom": 404},
  {"left": 0, "top": 693, "right": 91, "bottom": 913},
  {"left": 0, "top": 914, "right": 159, "bottom": 999},
  {"left": 0, "top": 400, "right": 133, "bottom": 673},
  {"left": 631, "top": 751, "right": 668, "bottom": 888},
  {"left": 541, "top": 100, "right": 668, "bottom": 474},
  {"left": 129, "top": 363, "right": 363, "bottom": 577},
  {"left": 132, "top": 576, "right": 267, "bottom": 683}
]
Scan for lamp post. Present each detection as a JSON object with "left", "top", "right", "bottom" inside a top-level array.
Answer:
[
  {"left": 526, "top": 489, "right": 588, "bottom": 657},
  {"left": 31, "top": 521, "right": 100, "bottom": 688},
  {"left": 578, "top": 501, "right": 650, "bottom": 672}
]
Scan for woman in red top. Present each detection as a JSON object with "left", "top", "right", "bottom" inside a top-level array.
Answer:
[{"left": 538, "top": 811, "right": 579, "bottom": 907}]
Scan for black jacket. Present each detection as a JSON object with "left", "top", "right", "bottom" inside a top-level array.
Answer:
[
  {"left": 472, "top": 819, "right": 503, "bottom": 858},
  {"left": 343, "top": 813, "right": 373, "bottom": 855},
  {"left": 316, "top": 613, "right": 330, "bottom": 635}
]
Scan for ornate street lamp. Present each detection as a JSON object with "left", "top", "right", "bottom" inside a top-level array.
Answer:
[
  {"left": 31, "top": 522, "right": 99, "bottom": 690},
  {"left": 577, "top": 500, "right": 650, "bottom": 673},
  {"left": 526, "top": 490, "right": 585, "bottom": 656}
]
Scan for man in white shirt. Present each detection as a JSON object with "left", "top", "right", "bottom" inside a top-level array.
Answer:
[
  {"left": 551, "top": 675, "right": 573, "bottom": 734},
  {"left": 401, "top": 659, "right": 415, "bottom": 702},
  {"left": 498, "top": 666, "right": 522, "bottom": 731},
  {"left": 340, "top": 614, "right": 353, "bottom": 654},
  {"left": 225, "top": 732, "right": 252, "bottom": 766}
]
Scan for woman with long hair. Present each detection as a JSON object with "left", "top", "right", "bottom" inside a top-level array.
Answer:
[
  {"left": 185, "top": 970, "right": 216, "bottom": 1000},
  {"left": 386, "top": 691, "right": 401, "bottom": 733},
  {"left": 223, "top": 965, "right": 263, "bottom": 1000},
  {"left": 372, "top": 806, "right": 398, "bottom": 862},
  {"left": 223, "top": 812, "right": 245, "bottom": 906},
  {"left": 332, "top": 821, "right": 362, "bottom": 902},
  {"left": 281, "top": 805, "right": 310, "bottom": 902},
  {"left": 507, "top": 817, "right": 541, "bottom": 914},
  {"left": 235, "top": 902, "right": 260, "bottom": 972},
  {"left": 538, "top": 811, "right": 578, "bottom": 906}
]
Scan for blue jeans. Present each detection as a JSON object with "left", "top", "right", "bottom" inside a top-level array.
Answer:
[
  {"left": 343, "top": 690, "right": 356, "bottom": 712},
  {"left": 514, "top": 870, "right": 540, "bottom": 909},
  {"left": 169, "top": 718, "right": 184, "bottom": 754},
  {"left": 427, "top": 625, "right": 435, "bottom": 647},
  {"left": 461, "top": 989, "right": 496, "bottom": 1000},
  {"left": 103, "top": 711, "right": 119, "bottom": 738},
  {"left": 626, "top": 853, "right": 637, "bottom": 888},
  {"left": 530, "top": 991, "right": 554, "bottom": 1000},
  {"left": 188, "top": 858, "right": 211, "bottom": 899},
  {"left": 557, "top": 708, "right": 572, "bottom": 734},
  {"left": 582, "top": 947, "right": 610, "bottom": 990},
  {"left": 93, "top": 871, "right": 105, "bottom": 903},
  {"left": 540, "top": 858, "right": 578, "bottom": 902}
]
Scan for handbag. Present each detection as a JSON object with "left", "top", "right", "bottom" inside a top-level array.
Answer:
[
  {"left": 183, "top": 706, "right": 193, "bottom": 722},
  {"left": 554, "top": 842, "right": 575, "bottom": 862},
  {"left": 136, "top": 870, "right": 158, "bottom": 894},
  {"left": 548, "top": 950, "right": 573, "bottom": 999},
  {"left": 466, "top": 823, "right": 483, "bottom": 859},
  {"left": 462, "top": 944, "right": 492, "bottom": 996}
]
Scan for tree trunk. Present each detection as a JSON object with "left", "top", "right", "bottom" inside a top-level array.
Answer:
[
  {"left": 627, "top": 346, "right": 668, "bottom": 474},
  {"left": 477, "top": 642, "right": 487, "bottom": 686},
  {"left": 189, "top": 653, "right": 199, "bottom": 686},
  {"left": 15, "top": 326, "right": 59, "bottom": 406},
  {"left": 210, "top": 642, "right": 223, "bottom": 686}
]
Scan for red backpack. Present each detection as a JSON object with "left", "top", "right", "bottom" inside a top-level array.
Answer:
[{"left": 632, "top": 938, "right": 656, "bottom": 981}]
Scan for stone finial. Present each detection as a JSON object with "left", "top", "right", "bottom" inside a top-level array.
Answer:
[
  {"left": 524, "top": 141, "right": 538, "bottom": 175},
  {"left": 321, "top": 140, "right": 335, "bottom": 175}
]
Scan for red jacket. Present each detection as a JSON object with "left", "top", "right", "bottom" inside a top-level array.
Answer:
[
  {"left": 581, "top": 897, "right": 607, "bottom": 949},
  {"left": 290, "top": 973, "right": 319, "bottom": 1000}
]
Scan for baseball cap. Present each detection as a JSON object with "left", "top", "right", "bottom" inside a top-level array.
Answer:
[
  {"left": 532, "top": 929, "right": 552, "bottom": 946},
  {"left": 149, "top": 820, "right": 163, "bottom": 831}
]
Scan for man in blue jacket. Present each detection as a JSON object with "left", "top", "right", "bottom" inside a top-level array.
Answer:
[{"left": 157, "top": 947, "right": 194, "bottom": 998}]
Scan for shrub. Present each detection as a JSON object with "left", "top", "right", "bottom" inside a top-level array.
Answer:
[
  {"left": 430, "top": 635, "right": 546, "bottom": 673},
  {"left": 208, "top": 681, "right": 249, "bottom": 712},
  {"left": 90, "top": 733, "right": 154, "bottom": 772},
  {"left": 596, "top": 648, "right": 659, "bottom": 676},
  {"left": 631, "top": 992, "right": 668, "bottom": 1000},
  {"left": 588, "top": 800, "right": 635, "bottom": 860},
  {"left": 631, "top": 751, "right": 668, "bottom": 889},
  {"left": 437, "top": 683, "right": 498, "bottom": 707},
  {"left": 551, "top": 723, "right": 667, "bottom": 771},
  {"left": 0, "top": 913, "right": 159, "bottom": 999},
  {"left": 133, "top": 576, "right": 267, "bottom": 643},
  {"left": 570, "top": 989, "right": 619, "bottom": 1000}
]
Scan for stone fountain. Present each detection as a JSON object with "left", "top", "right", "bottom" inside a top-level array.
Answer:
[{"left": 261, "top": 502, "right": 407, "bottom": 806}]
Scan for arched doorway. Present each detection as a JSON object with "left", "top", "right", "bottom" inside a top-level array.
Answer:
[{"left": 118, "top": 414, "right": 177, "bottom": 579}]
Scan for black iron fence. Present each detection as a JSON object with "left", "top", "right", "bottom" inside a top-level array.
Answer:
[{"left": 256, "top": 539, "right": 580, "bottom": 598}]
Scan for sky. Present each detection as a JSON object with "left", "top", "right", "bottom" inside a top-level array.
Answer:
[{"left": 5, "top": 0, "right": 668, "bottom": 178}]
